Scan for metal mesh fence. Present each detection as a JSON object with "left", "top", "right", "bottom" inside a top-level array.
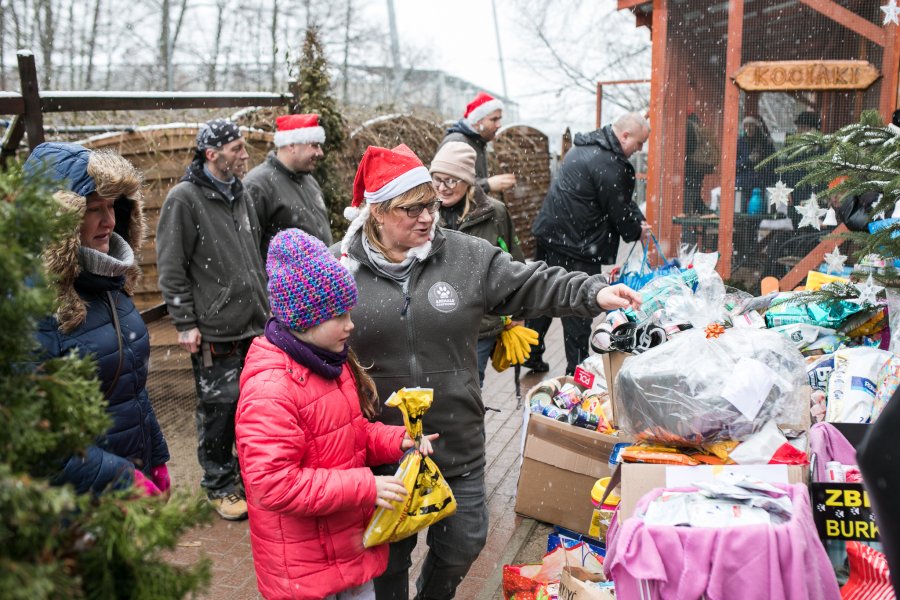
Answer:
[
  {"left": 650, "top": 0, "right": 886, "bottom": 291},
  {"left": 145, "top": 314, "right": 196, "bottom": 432}
]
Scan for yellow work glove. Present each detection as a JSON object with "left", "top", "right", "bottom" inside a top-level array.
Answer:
[
  {"left": 491, "top": 336, "right": 511, "bottom": 372},
  {"left": 503, "top": 325, "right": 540, "bottom": 366}
]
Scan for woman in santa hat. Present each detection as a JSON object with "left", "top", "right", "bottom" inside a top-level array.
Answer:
[{"left": 339, "top": 144, "right": 641, "bottom": 600}]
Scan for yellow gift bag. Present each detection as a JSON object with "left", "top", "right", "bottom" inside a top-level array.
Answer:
[{"left": 363, "top": 387, "right": 457, "bottom": 547}]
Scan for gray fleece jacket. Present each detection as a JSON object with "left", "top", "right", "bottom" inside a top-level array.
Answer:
[
  {"left": 244, "top": 153, "right": 333, "bottom": 257},
  {"left": 341, "top": 227, "right": 606, "bottom": 478},
  {"left": 156, "top": 160, "right": 269, "bottom": 342}
]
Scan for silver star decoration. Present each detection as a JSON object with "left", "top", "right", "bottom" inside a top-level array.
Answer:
[
  {"left": 883, "top": 0, "right": 900, "bottom": 25},
  {"left": 767, "top": 180, "right": 793, "bottom": 212},
  {"left": 823, "top": 246, "right": 847, "bottom": 275},
  {"left": 794, "top": 193, "right": 827, "bottom": 229},
  {"left": 851, "top": 274, "right": 885, "bottom": 306}
]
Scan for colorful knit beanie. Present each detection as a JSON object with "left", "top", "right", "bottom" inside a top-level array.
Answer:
[{"left": 267, "top": 229, "right": 358, "bottom": 330}]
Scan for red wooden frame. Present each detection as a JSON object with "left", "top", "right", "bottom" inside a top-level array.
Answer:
[
  {"left": 619, "top": 0, "right": 900, "bottom": 283},
  {"left": 716, "top": 0, "right": 745, "bottom": 281}
]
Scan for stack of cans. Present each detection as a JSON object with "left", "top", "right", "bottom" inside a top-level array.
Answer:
[{"left": 528, "top": 380, "right": 613, "bottom": 432}]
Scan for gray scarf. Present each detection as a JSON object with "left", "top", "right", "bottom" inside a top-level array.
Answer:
[
  {"left": 78, "top": 232, "right": 134, "bottom": 277},
  {"left": 362, "top": 235, "right": 417, "bottom": 283}
]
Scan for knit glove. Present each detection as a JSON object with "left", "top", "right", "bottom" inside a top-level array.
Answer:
[
  {"left": 133, "top": 469, "right": 162, "bottom": 497},
  {"left": 150, "top": 464, "right": 171, "bottom": 494}
]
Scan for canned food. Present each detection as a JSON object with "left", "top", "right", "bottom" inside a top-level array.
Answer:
[
  {"left": 534, "top": 379, "right": 561, "bottom": 397},
  {"left": 581, "top": 392, "right": 605, "bottom": 413},
  {"left": 541, "top": 404, "right": 569, "bottom": 421},
  {"left": 825, "top": 461, "right": 845, "bottom": 483},
  {"left": 529, "top": 391, "right": 553, "bottom": 413},
  {"left": 568, "top": 406, "right": 601, "bottom": 430},
  {"left": 553, "top": 383, "right": 582, "bottom": 409}
]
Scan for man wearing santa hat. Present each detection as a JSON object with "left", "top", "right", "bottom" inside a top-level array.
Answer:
[
  {"left": 438, "top": 91, "right": 517, "bottom": 194},
  {"left": 244, "top": 113, "right": 333, "bottom": 257}
]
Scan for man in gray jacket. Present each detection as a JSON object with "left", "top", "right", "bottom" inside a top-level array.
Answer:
[
  {"left": 156, "top": 118, "right": 269, "bottom": 521},
  {"left": 244, "top": 113, "right": 333, "bottom": 257}
]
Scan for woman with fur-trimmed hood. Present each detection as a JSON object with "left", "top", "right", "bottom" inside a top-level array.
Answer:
[{"left": 25, "top": 142, "right": 170, "bottom": 496}]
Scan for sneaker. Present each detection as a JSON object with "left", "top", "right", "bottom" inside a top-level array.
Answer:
[
  {"left": 522, "top": 357, "right": 550, "bottom": 373},
  {"left": 209, "top": 493, "right": 248, "bottom": 521}
]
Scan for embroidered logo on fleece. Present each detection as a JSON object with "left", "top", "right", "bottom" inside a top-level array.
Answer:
[{"left": 427, "top": 282, "right": 459, "bottom": 313}]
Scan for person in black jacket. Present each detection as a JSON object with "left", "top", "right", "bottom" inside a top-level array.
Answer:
[
  {"left": 857, "top": 385, "right": 900, "bottom": 595},
  {"left": 526, "top": 113, "right": 650, "bottom": 374},
  {"left": 437, "top": 91, "right": 517, "bottom": 195}
]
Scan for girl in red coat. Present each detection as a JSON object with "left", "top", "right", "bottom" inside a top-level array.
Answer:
[{"left": 236, "top": 228, "right": 435, "bottom": 600}]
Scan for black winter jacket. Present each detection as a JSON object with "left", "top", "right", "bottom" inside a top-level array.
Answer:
[
  {"left": 439, "top": 120, "right": 492, "bottom": 194},
  {"left": 531, "top": 126, "right": 644, "bottom": 264}
]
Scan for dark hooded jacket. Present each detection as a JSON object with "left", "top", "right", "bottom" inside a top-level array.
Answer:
[
  {"left": 26, "top": 142, "right": 169, "bottom": 495},
  {"left": 439, "top": 120, "right": 492, "bottom": 194},
  {"left": 156, "top": 158, "right": 269, "bottom": 341},
  {"left": 531, "top": 125, "right": 645, "bottom": 264},
  {"left": 340, "top": 227, "right": 606, "bottom": 478}
]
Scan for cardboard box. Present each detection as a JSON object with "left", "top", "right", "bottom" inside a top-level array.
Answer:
[
  {"left": 617, "top": 463, "right": 809, "bottom": 519},
  {"left": 515, "top": 414, "right": 632, "bottom": 536},
  {"left": 601, "top": 351, "right": 631, "bottom": 422}
]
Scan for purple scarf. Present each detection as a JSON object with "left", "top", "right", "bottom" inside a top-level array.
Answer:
[{"left": 264, "top": 318, "right": 348, "bottom": 380}]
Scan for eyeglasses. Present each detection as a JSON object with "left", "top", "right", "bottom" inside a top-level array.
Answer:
[
  {"left": 397, "top": 199, "right": 442, "bottom": 218},
  {"left": 432, "top": 176, "right": 461, "bottom": 190}
]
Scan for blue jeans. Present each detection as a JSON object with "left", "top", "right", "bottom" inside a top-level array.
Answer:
[
  {"left": 476, "top": 336, "right": 496, "bottom": 387},
  {"left": 373, "top": 467, "right": 489, "bottom": 600}
]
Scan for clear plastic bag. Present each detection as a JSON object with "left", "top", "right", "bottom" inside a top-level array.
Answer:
[{"left": 614, "top": 327, "right": 807, "bottom": 446}]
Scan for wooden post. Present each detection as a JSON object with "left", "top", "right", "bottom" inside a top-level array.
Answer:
[
  {"left": 644, "top": 0, "right": 668, "bottom": 230},
  {"left": 716, "top": 0, "right": 744, "bottom": 280},
  {"left": 0, "top": 115, "right": 25, "bottom": 168},
  {"left": 17, "top": 51, "right": 44, "bottom": 151},
  {"left": 880, "top": 18, "right": 900, "bottom": 119},
  {"left": 596, "top": 82, "right": 603, "bottom": 129}
]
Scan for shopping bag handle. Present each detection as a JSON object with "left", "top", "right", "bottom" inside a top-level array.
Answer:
[{"left": 621, "top": 231, "right": 669, "bottom": 278}]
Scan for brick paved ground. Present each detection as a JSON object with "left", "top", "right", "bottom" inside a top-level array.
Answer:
[{"left": 162, "top": 321, "right": 570, "bottom": 600}]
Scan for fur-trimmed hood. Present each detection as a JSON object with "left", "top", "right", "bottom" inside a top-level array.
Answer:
[{"left": 25, "top": 142, "right": 146, "bottom": 332}]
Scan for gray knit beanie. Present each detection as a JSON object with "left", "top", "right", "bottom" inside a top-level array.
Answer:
[{"left": 429, "top": 142, "right": 476, "bottom": 186}]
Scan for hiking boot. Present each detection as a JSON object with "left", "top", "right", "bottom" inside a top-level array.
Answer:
[
  {"left": 522, "top": 357, "right": 549, "bottom": 373},
  {"left": 209, "top": 493, "right": 248, "bottom": 521}
]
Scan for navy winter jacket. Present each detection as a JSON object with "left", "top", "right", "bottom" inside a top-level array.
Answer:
[{"left": 36, "top": 274, "right": 168, "bottom": 494}]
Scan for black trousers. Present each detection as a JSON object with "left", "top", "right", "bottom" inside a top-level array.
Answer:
[
  {"left": 190, "top": 336, "right": 254, "bottom": 498},
  {"left": 525, "top": 244, "right": 604, "bottom": 375}
]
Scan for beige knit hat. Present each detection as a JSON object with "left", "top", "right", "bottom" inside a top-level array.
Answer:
[{"left": 429, "top": 141, "right": 476, "bottom": 186}]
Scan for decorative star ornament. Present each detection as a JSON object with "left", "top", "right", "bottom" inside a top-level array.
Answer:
[
  {"left": 767, "top": 180, "right": 793, "bottom": 213},
  {"left": 851, "top": 274, "right": 885, "bottom": 306},
  {"left": 795, "top": 193, "right": 828, "bottom": 229},
  {"left": 883, "top": 0, "right": 900, "bottom": 25},
  {"left": 823, "top": 245, "right": 847, "bottom": 275}
]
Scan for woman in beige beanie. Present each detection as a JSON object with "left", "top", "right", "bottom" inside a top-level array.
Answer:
[{"left": 429, "top": 140, "right": 525, "bottom": 385}]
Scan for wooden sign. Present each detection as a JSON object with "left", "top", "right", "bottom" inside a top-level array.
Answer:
[{"left": 733, "top": 60, "right": 880, "bottom": 91}]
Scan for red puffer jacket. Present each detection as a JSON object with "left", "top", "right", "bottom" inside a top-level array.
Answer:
[{"left": 236, "top": 336, "right": 406, "bottom": 600}]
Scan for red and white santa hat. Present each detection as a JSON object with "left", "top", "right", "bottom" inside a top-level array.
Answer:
[
  {"left": 464, "top": 91, "right": 504, "bottom": 125},
  {"left": 273, "top": 113, "right": 326, "bottom": 147},
  {"left": 340, "top": 144, "right": 432, "bottom": 264}
]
